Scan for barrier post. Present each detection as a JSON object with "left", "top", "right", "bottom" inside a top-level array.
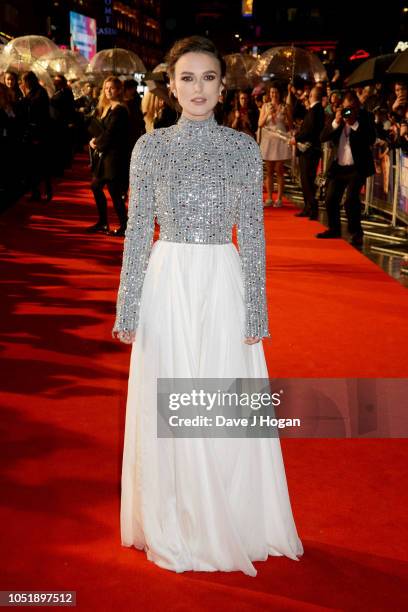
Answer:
[
  {"left": 364, "top": 174, "right": 374, "bottom": 216},
  {"left": 392, "top": 148, "right": 401, "bottom": 228}
]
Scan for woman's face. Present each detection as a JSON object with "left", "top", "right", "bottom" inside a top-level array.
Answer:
[
  {"left": 104, "top": 81, "right": 120, "bottom": 101},
  {"left": 5, "top": 73, "right": 16, "bottom": 89},
  {"left": 239, "top": 93, "right": 249, "bottom": 108},
  {"left": 171, "top": 51, "right": 224, "bottom": 121},
  {"left": 269, "top": 88, "right": 280, "bottom": 104}
]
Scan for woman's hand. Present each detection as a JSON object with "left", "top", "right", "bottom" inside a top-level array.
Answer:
[
  {"left": 113, "top": 330, "right": 135, "bottom": 344},
  {"left": 244, "top": 336, "right": 261, "bottom": 345},
  {"left": 89, "top": 137, "right": 97, "bottom": 150},
  {"left": 267, "top": 103, "right": 277, "bottom": 123}
]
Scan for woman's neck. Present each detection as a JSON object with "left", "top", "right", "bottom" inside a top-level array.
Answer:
[{"left": 102, "top": 101, "right": 120, "bottom": 116}]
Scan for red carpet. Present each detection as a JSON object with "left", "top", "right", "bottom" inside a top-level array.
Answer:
[{"left": 1, "top": 155, "right": 407, "bottom": 610}]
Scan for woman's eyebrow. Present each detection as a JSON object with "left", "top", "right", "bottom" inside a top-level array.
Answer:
[{"left": 179, "top": 70, "right": 218, "bottom": 75}]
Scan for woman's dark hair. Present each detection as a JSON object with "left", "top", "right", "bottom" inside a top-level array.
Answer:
[
  {"left": 165, "top": 35, "right": 226, "bottom": 79},
  {"left": 21, "top": 71, "right": 39, "bottom": 91},
  {"left": 54, "top": 73, "right": 67, "bottom": 86},
  {"left": 268, "top": 84, "right": 282, "bottom": 101},
  {"left": 0, "top": 82, "right": 11, "bottom": 110},
  {"left": 233, "top": 89, "right": 251, "bottom": 111}
]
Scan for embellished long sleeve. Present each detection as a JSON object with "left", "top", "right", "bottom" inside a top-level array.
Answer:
[
  {"left": 112, "top": 133, "right": 156, "bottom": 340},
  {"left": 237, "top": 137, "right": 270, "bottom": 339}
]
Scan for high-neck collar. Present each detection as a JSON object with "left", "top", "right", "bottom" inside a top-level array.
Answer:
[{"left": 176, "top": 113, "right": 217, "bottom": 131}]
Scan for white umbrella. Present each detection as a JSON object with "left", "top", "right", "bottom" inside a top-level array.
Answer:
[
  {"left": 87, "top": 48, "right": 146, "bottom": 76},
  {"left": 249, "top": 46, "right": 327, "bottom": 83},
  {"left": 0, "top": 54, "right": 55, "bottom": 96},
  {"left": 3, "top": 35, "right": 59, "bottom": 64},
  {"left": 223, "top": 53, "right": 257, "bottom": 90},
  {"left": 37, "top": 49, "right": 86, "bottom": 81}
]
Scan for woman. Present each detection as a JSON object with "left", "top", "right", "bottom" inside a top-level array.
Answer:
[
  {"left": 140, "top": 90, "right": 161, "bottom": 133},
  {"left": 0, "top": 83, "right": 18, "bottom": 200},
  {"left": 153, "top": 96, "right": 178, "bottom": 129},
  {"left": 258, "top": 86, "right": 293, "bottom": 207},
  {"left": 325, "top": 90, "right": 342, "bottom": 117},
  {"left": 3, "top": 71, "right": 23, "bottom": 107},
  {"left": 20, "top": 71, "right": 53, "bottom": 202},
  {"left": 87, "top": 76, "right": 130, "bottom": 237},
  {"left": 227, "top": 90, "right": 259, "bottom": 139},
  {"left": 113, "top": 36, "right": 303, "bottom": 577}
]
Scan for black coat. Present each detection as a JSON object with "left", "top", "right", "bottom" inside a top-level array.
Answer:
[
  {"left": 21, "top": 85, "right": 51, "bottom": 144},
  {"left": 50, "top": 87, "right": 75, "bottom": 124},
  {"left": 126, "top": 99, "right": 146, "bottom": 149},
  {"left": 320, "top": 109, "right": 376, "bottom": 178},
  {"left": 153, "top": 104, "right": 178, "bottom": 129},
  {"left": 91, "top": 104, "right": 130, "bottom": 183},
  {"left": 296, "top": 102, "right": 325, "bottom": 156}
]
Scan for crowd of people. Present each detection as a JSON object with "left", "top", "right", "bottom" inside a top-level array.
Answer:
[
  {"left": 0, "top": 70, "right": 145, "bottom": 219},
  {"left": 1, "top": 66, "right": 407, "bottom": 245}
]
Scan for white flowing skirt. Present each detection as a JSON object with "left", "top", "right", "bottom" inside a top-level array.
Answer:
[{"left": 120, "top": 240, "right": 304, "bottom": 577}]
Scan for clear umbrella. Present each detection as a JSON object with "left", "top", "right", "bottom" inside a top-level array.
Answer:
[
  {"left": 0, "top": 54, "right": 55, "bottom": 96},
  {"left": 37, "top": 49, "right": 86, "bottom": 81},
  {"left": 3, "top": 35, "right": 59, "bottom": 64},
  {"left": 64, "top": 49, "right": 88, "bottom": 70},
  {"left": 144, "top": 62, "right": 170, "bottom": 102},
  {"left": 249, "top": 46, "right": 327, "bottom": 84},
  {"left": 223, "top": 53, "right": 257, "bottom": 90},
  {"left": 145, "top": 62, "right": 167, "bottom": 87},
  {"left": 87, "top": 48, "right": 146, "bottom": 76}
]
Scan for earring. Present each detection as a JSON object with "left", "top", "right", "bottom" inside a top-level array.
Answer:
[{"left": 173, "top": 91, "right": 177, "bottom": 97}]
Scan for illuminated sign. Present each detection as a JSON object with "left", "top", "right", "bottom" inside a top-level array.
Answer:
[
  {"left": 395, "top": 41, "right": 408, "bottom": 52},
  {"left": 70, "top": 11, "right": 97, "bottom": 60},
  {"left": 242, "top": 0, "right": 253, "bottom": 18},
  {"left": 97, "top": 0, "right": 117, "bottom": 36},
  {"left": 349, "top": 49, "right": 370, "bottom": 61}
]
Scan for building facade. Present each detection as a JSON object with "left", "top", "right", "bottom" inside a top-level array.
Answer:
[{"left": 0, "top": 0, "right": 162, "bottom": 70}]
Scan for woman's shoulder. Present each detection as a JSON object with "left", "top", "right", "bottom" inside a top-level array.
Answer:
[
  {"left": 219, "top": 125, "right": 261, "bottom": 156},
  {"left": 131, "top": 129, "right": 164, "bottom": 158},
  {"left": 111, "top": 103, "right": 129, "bottom": 116}
]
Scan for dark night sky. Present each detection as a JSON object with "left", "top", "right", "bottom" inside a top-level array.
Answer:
[{"left": 160, "top": 0, "right": 407, "bottom": 59}]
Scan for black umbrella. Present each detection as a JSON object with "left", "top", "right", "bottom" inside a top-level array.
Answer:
[
  {"left": 346, "top": 54, "right": 396, "bottom": 86},
  {"left": 386, "top": 50, "right": 408, "bottom": 76}
]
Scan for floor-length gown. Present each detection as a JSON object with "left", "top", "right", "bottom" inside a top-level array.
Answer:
[{"left": 113, "top": 113, "right": 304, "bottom": 577}]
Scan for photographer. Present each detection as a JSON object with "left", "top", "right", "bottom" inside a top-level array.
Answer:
[
  {"left": 317, "top": 90, "right": 376, "bottom": 246},
  {"left": 390, "top": 82, "right": 407, "bottom": 120}
]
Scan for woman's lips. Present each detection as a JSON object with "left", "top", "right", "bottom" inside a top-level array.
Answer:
[{"left": 191, "top": 98, "right": 206, "bottom": 104}]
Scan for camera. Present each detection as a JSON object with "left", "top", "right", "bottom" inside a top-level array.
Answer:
[{"left": 341, "top": 107, "right": 353, "bottom": 118}]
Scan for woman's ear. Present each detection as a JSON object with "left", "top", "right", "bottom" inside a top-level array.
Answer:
[{"left": 169, "top": 79, "right": 177, "bottom": 97}]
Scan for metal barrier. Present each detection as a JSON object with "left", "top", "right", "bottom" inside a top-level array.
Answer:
[
  {"left": 362, "top": 146, "right": 408, "bottom": 252},
  {"left": 289, "top": 139, "right": 408, "bottom": 254}
]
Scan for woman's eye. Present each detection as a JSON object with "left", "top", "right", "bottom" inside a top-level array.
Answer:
[
  {"left": 181, "top": 76, "right": 193, "bottom": 81},
  {"left": 204, "top": 75, "right": 215, "bottom": 80}
]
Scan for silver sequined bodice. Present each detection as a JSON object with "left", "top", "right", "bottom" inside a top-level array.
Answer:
[{"left": 113, "top": 112, "right": 270, "bottom": 339}]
